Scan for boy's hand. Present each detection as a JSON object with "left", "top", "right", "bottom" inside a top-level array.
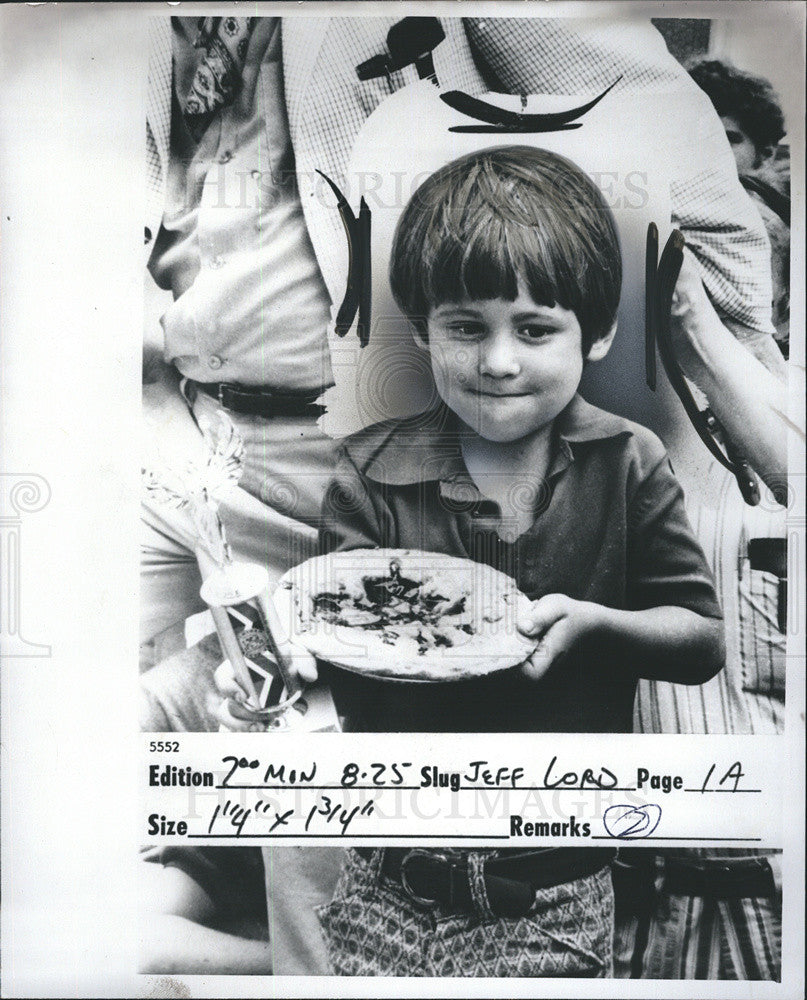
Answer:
[
  {"left": 517, "top": 594, "right": 604, "bottom": 681},
  {"left": 212, "top": 645, "right": 318, "bottom": 732}
]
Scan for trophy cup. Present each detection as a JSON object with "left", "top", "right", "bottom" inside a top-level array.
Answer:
[{"left": 143, "top": 411, "right": 303, "bottom": 726}]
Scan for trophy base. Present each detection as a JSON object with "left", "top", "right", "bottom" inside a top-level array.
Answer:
[
  {"left": 200, "top": 562, "right": 270, "bottom": 607},
  {"left": 251, "top": 688, "right": 303, "bottom": 718}
]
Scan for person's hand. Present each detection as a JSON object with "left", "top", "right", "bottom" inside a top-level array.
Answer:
[
  {"left": 667, "top": 245, "right": 790, "bottom": 485},
  {"left": 213, "top": 645, "right": 318, "bottom": 732},
  {"left": 668, "top": 246, "right": 725, "bottom": 385},
  {"left": 517, "top": 594, "right": 604, "bottom": 681},
  {"left": 142, "top": 363, "right": 209, "bottom": 473}
]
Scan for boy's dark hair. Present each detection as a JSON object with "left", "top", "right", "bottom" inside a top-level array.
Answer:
[
  {"left": 389, "top": 145, "right": 622, "bottom": 354},
  {"left": 687, "top": 58, "right": 785, "bottom": 156}
]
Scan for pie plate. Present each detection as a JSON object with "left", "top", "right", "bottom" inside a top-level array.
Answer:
[{"left": 272, "top": 549, "right": 535, "bottom": 683}]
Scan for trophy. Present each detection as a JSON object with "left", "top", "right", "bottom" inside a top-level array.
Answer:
[{"left": 143, "top": 412, "right": 303, "bottom": 725}]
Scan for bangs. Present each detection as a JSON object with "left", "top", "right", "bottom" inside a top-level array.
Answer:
[
  {"left": 389, "top": 147, "right": 621, "bottom": 347},
  {"left": 423, "top": 200, "right": 577, "bottom": 313}
]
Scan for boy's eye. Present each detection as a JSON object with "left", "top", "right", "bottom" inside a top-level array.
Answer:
[
  {"left": 447, "top": 323, "right": 485, "bottom": 339},
  {"left": 519, "top": 324, "right": 551, "bottom": 340}
]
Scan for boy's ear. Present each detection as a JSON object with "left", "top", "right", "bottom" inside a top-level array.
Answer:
[{"left": 585, "top": 320, "right": 617, "bottom": 362}]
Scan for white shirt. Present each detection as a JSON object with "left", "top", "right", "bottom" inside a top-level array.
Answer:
[{"left": 148, "top": 18, "right": 334, "bottom": 393}]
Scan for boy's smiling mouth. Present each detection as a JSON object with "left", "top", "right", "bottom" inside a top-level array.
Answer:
[{"left": 470, "top": 388, "right": 530, "bottom": 398}]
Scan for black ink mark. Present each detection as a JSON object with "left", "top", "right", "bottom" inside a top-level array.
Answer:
[
  {"left": 719, "top": 761, "right": 746, "bottom": 792},
  {"left": 543, "top": 755, "right": 618, "bottom": 790},
  {"left": 208, "top": 799, "right": 252, "bottom": 836},
  {"left": 440, "top": 77, "right": 622, "bottom": 134},
  {"left": 220, "top": 755, "right": 260, "bottom": 788},
  {"left": 304, "top": 794, "right": 376, "bottom": 835},
  {"left": 603, "top": 804, "right": 662, "bottom": 838},
  {"left": 269, "top": 808, "right": 294, "bottom": 832}
]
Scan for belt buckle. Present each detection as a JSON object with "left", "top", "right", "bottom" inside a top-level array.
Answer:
[
  {"left": 399, "top": 850, "right": 451, "bottom": 909},
  {"left": 217, "top": 382, "right": 231, "bottom": 409},
  {"left": 717, "top": 858, "right": 772, "bottom": 898}
]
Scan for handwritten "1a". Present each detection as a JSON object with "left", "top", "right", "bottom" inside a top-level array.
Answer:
[{"left": 700, "top": 761, "right": 745, "bottom": 792}]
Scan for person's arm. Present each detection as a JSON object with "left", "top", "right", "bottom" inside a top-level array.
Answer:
[
  {"left": 465, "top": 17, "right": 778, "bottom": 352},
  {"left": 518, "top": 596, "right": 724, "bottom": 685},
  {"left": 140, "top": 850, "right": 272, "bottom": 975},
  {"left": 670, "top": 249, "right": 790, "bottom": 487},
  {"left": 519, "top": 437, "right": 725, "bottom": 684},
  {"left": 214, "top": 445, "right": 388, "bottom": 730},
  {"left": 141, "top": 911, "right": 273, "bottom": 975}
]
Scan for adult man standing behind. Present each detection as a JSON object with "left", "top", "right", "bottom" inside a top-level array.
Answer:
[{"left": 142, "top": 16, "right": 336, "bottom": 668}]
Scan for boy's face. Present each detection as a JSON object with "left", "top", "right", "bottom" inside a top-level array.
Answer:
[{"left": 425, "top": 284, "right": 586, "bottom": 444}]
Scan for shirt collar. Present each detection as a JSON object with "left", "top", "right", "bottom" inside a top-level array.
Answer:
[{"left": 356, "top": 394, "right": 631, "bottom": 489}]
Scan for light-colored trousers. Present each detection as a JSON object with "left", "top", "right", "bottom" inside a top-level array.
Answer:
[{"left": 140, "top": 377, "right": 338, "bottom": 719}]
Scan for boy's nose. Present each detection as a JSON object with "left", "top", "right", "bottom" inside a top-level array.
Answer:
[{"left": 479, "top": 332, "right": 520, "bottom": 378}]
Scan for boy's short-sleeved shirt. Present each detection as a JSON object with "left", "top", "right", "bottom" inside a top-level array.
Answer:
[{"left": 320, "top": 396, "right": 721, "bottom": 733}]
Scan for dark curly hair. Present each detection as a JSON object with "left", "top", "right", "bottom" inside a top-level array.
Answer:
[{"left": 687, "top": 57, "right": 786, "bottom": 154}]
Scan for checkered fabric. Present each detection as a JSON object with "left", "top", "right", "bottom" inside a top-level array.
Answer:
[
  {"left": 146, "top": 16, "right": 777, "bottom": 340},
  {"left": 315, "top": 849, "right": 613, "bottom": 977},
  {"left": 460, "top": 17, "right": 775, "bottom": 342},
  {"left": 146, "top": 17, "right": 171, "bottom": 248},
  {"left": 671, "top": 169, "right": 777, "bottom": 363}
]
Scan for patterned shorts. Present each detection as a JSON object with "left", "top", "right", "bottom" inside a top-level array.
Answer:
[{"left": 315, "top": 848, "right": 614, "bottom": 977}]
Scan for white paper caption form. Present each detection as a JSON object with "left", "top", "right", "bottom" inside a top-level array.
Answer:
[{"left": 142, "top": 733, "right": 782, "bottom": 847}]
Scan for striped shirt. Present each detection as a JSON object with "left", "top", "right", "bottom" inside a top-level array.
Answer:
[
  {"left": 613, "top": 849, "right": 782, "bottom": 981},
  {"left": 635, "top": 463, "right": 786, "bottom": 736},
  {"left": 622, "top": 462, "right": 785, "bottom": 981}
]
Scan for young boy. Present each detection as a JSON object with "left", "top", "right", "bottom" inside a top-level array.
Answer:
[
  {"left": 301, "top": 147, "right": 725, "bottom": 978},
  {"left": 318, "top": 145, "right": 724, "bottom": 735},
  {"left": 214, "top": 146, "right": 725, "bottom": 978}
]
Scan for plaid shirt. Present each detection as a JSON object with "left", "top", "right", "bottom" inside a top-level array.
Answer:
[{"left": 147, "top": 15, "right": 777, "bottom": 348}]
